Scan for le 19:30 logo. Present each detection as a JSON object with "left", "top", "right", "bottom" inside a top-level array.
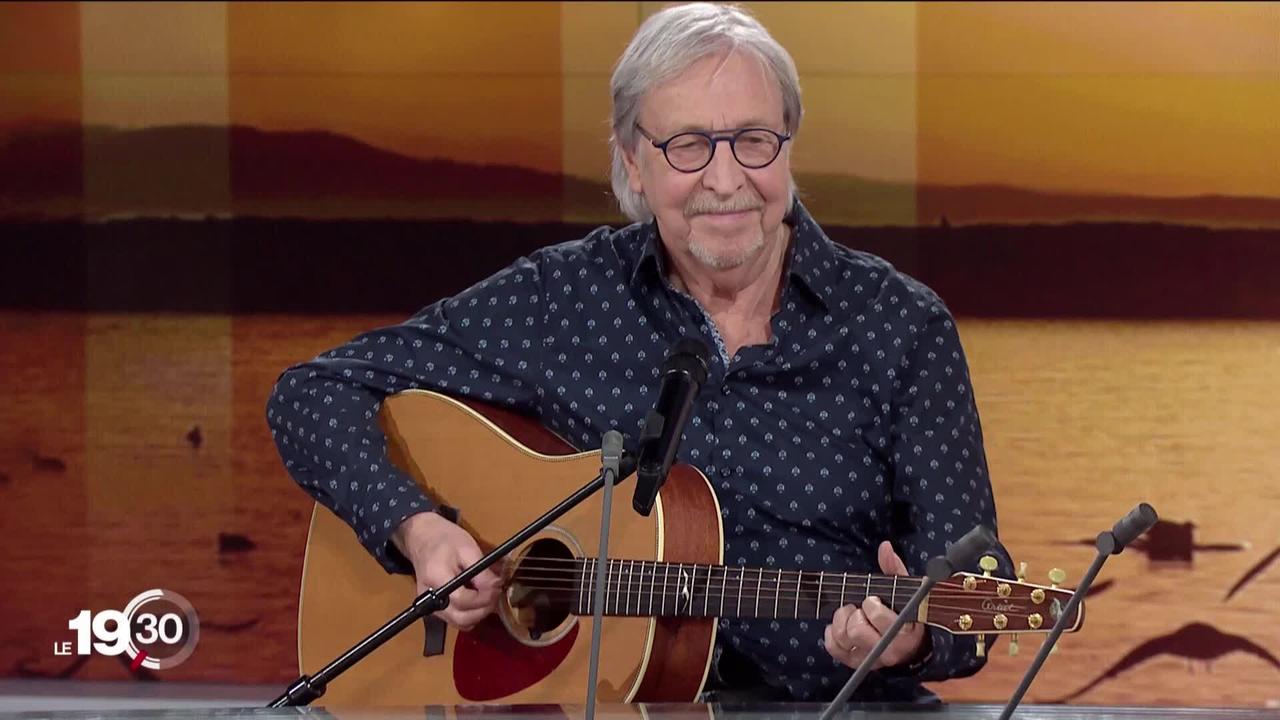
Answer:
[{"left": 55, "top": 589, "right": 200, "bottom": 671}]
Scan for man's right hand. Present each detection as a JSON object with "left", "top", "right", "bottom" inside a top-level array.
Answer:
[{"left": 392, "top": 511, "right": 502, "bottom": 631}]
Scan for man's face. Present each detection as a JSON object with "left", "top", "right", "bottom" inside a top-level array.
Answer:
[{"left": 623, "top": 50, "right": 792, "bottom": 273}]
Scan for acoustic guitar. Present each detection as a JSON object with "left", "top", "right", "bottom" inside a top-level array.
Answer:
[{"left": 297, "top": 390, "right": 1083, "bottom": 706}]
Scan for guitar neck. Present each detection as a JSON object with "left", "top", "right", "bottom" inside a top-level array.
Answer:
[{"left": 554, "top": 559, "right": 923, "bottom": 620}]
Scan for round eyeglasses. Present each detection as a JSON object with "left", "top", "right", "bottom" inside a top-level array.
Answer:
[{"left": 635, "top": 124, "right": 791, "bottom": 173}]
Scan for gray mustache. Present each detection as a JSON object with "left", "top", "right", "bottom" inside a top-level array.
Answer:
[{"left": 685, "top": 198, "right": 763, "bottom": 215}]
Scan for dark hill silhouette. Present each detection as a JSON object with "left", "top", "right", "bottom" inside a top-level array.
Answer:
[
  {"left": 6, "top": 218, "right": 1280, "bottom": 318},
  {"left": 0, "top": 124, "right": 619, "bottom": 222},
  {"left": 1, "top": 123, "right": 1278, "bottom": 227},
  {"left": 802, "top": 175, "right": 1280, "bottom": 229}
]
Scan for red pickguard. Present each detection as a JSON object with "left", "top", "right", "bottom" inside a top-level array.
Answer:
[{"left": 453, "top": 614, "right": 579, "bottom": 701}]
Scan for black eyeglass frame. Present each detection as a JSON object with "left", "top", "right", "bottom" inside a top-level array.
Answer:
[{"left": 635, "top": 123, "right": 792, "bottom": 173}]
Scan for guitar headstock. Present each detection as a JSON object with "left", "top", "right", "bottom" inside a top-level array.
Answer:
[{"left": 922, "top": 557, "right": 1084, "bottom": 656}]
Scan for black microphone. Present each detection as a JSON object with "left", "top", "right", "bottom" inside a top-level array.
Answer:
[
  {"left": 997, "top": 503, "right": 1158, "bottom": 720},
  {"left": 818, "top": 525, "right": 998, "bottom": 720},
  {"left": 1107, "top": 502, "right": 1159, "bottom": 553},
  {"left": 632, "top": 337, "right": 710, "bottom": 516}
]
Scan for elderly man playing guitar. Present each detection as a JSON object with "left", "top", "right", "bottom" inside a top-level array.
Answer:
[{"left": 270, "top": 2, "right": 1020, "bottom": 705}]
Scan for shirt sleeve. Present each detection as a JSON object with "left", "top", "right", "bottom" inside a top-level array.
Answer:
[
  {"left": 885, "top": 284, "right": 1015, "bottom": 683},
  {"left": 266, "top": 255, "right": 548, "bottom": 574}
]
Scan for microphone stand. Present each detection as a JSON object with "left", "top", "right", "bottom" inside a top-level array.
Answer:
[
  {"left": 584, "top": 431, "right": 624, "bottom": 720},
  {"left": 267, "top": 448, "right": 638, "bottom": 708},
  {"left": 996, "top": 502, "right": 1158, "bottom": 720},
  {"left": 818, "top": 525, "right": 998, "bottom": 720}
]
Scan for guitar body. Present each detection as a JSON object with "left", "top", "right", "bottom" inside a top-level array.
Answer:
[{"left": 298, "top": 390, "right": 723, "bottom": 706}]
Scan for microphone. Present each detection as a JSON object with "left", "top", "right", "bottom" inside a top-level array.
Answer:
[
  {"left": 601, "top": 430, "right": 625, "bottom": 482},
  {"left": 1107, "top": 502, "right": 1159, "bottom": 553},
  {"left": 996, "top": 503, "right": 1158, "bottom": 720},
  {"left": 632, "top": 337, "right": 710, "bottom": 516},
  {"left": 818, "top": 525, "right": 998, "bottom": 720}
]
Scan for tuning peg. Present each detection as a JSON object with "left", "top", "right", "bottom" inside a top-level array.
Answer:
[
  {"left": 1008, "top": 634, "right": 1019, "bottom": 656},
  {"left": 979, "top": 555, "right": 999, "bottom": 578},
  {"left": 976, "top": 633, "right": 987, "bottom": 658},
  {"left": 1016, "top": 561, "right": 1028, "bottom": 583},
  {"left": 1048, "top": 568, "right": 1066, "bottom": 589}
]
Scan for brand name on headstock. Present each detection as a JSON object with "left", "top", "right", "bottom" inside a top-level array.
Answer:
[{"left": 981, "top": 599, "right": 1021, "bottom": 613}]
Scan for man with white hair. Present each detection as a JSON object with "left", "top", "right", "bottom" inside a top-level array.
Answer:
[{"left": 270, "top": 2, "right": 1010, "bottom": 703}]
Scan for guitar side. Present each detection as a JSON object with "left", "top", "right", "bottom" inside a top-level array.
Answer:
[{"left": 297, "top": 389, "right": 722, "bottom": 706}]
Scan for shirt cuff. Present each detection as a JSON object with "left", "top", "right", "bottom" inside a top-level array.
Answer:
[
  {"left": 913, "top": 626, "right": 988, "bottom": 682},
  {"left": 356, "top": 471, "right": 437, "bottom": 575},
  {"left": 876, "top": 625, "right": 936, "bottom": 679}
]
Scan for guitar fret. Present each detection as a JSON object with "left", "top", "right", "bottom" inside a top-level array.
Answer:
[
  {"left": 816, "top": 572, "right": 824, "bottom": 619},
  {"left": 605, "top": 560, "right": 613, "bottom": 615},
  {"left": 586, "top": 558, "right": 594, "bottom": 615},
  {"left": 891, "top": 575, "right": 899, "bottom": 613},
  {"left": 754, "top": 568, "right": 763, "bottom": 618},
  {"left": 576, "top": 558, "right": 584, "bottom": 615},
  {"left": 773, "top": 569, "right": 782, "bottom": 618},
  {"left": 626, "top": 561, "right": 635, "bottom": 616},
  {"left": 661, "top": 563, "right": 669, "bottom": 615},
  {"left": 704, "top": 565, "right": 712, "bottom": 616},
  {"left": 865, "top": 574, "right": 871, "bottom": 603},
  {"left": 737, "top": 567, "right": 745, "bottom": 617},
  {"left": 840, "top": 573, "right": 847, "bottom": 610},
  {"left": 646, "top": 561, "right": 655, "bottom": 616},
  {"left": 794, "top": 570, "right": 803, "bottom": 618},
  {"left": 689, "top": 564, "right": 698, "bottom": 616},
  {"left": 614, "top": 560, "right": 623, "bottom": 615},
  {"left": 615, "top": 560, "right": 624, "bottom": 615},
  {"left": 590, "top": 558, "right": 598, "bottom": 615},
  {"left": 719, "top": 565, "right": 727, "bottom": 617}
]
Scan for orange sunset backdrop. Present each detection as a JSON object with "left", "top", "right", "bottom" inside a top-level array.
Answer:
[{"left": 2, "top": 0, "right": 1279, "bottom": 710}]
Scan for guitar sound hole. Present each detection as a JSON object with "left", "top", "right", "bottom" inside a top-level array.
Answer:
[{"left": 505, "top": 537, "right": 576, "bottom": 645}]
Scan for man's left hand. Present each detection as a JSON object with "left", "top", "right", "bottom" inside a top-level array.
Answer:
[{"left": 823, "top": 541, "right": 926, "bottom": 670}]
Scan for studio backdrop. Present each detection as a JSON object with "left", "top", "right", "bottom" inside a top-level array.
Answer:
[{"left": 2, "top": 1, "right": 1278, "bottom": 707}]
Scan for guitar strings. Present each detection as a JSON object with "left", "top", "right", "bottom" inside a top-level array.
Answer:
[
  {"left": 507, "top": 564, "right": 1036, "bottom": 600},
  {"left": 509, "top": 566, "right": 952, "bottom": 589},
  {"left": 501, "top": 576, "right": 1051, "bottom": 611},
  {"left": 505, "top": 577, "right": 1029, "bottom": 603},
  {"left": 503, "top": 587, "right": 1048, "bottom": 623},
  {"left": 506, "top": 556, "right": 1049, "bottom": 592},
  {"left": 500, "top": 563, "right": 1056, "bottom": 620}
]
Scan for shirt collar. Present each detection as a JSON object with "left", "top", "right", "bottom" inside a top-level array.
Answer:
[{"left": 629, "top": 199, "right": 838, "bottom": 311}]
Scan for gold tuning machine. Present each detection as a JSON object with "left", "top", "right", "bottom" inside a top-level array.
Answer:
[
  {"left": 1048, "top": 568, "right": 1066, "bottom": 589},
  {"left": 976, "top": 633, "right": 987, "bottom": 658},
  {"left": 1008, "top": 634, "right": 1019, "bottom": 656},
  {"left": 1016, "top": 561, "right": 1028, "bottom": 583},
  {"left": 979, "top": 555, "right": 999, "bottom": 578}
]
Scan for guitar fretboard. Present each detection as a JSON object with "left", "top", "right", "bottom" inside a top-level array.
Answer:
[{"left": 533, "top": 559, "right": 924, "bottom": 620}]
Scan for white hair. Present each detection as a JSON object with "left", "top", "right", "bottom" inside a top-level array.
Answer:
[{"left": 609, "top": 3, "right": 803, "bottom": 222}]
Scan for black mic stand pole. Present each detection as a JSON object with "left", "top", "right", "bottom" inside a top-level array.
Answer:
[
  {"left": 818, "top": 525, "right": 998, "bottom": 720},
  {"left": 997, "top": 502, "right": 1158, "bottom": 720},
  {"left": 267, "top": 451, "right": 638, "bottom": 708}
]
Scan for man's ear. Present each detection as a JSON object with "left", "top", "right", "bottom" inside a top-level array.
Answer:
[{"left": 620, "top": 140, "right": 645, "bottom": 195}]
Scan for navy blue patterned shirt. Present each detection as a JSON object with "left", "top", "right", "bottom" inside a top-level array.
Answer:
[{"left": 268, "top": 201, "right": 1012, "bottom": 702}]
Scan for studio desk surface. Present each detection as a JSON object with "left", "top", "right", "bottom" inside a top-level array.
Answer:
[{"left": 2, "top": 705, "right": 1278, "bottom": 720}]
